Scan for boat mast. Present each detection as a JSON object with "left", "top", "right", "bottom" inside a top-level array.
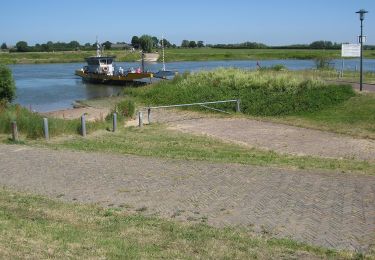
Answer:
[
  {"left": 96, "top": 36, "right": 101, "bottom": 57},
  {"left": 161, "top": 35, "right": 166, "bottom": 71}
]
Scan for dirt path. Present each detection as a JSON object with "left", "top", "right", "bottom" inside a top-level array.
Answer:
[{"left": 0, "top": 144, "right": 374, "bottom": 252}]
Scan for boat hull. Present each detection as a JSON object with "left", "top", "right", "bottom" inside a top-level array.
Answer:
[{"left": 75, "top": 70, "right": 153, "bottom": 85}]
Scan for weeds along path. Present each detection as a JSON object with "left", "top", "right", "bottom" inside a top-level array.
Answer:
[{"left": 0, "top": 144, "right": 374, "bottom": 252}]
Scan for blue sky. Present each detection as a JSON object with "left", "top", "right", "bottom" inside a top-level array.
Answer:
[{"left": 0, "top": 0, "right": 374, "bottom": 46}]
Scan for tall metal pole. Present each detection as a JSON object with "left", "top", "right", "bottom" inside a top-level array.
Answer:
[{"left": 360, "top": 19, "right": 363, "bottom": 91}]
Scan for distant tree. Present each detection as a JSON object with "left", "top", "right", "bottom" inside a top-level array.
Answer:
[
  {"left": 172, "top": 44, "right": 177, "bottom": 48},
  {"left": 197, "top": 41, "right": 205, "bottom": 48},
  {"left": 0, "top": 65, "right": 16, "bottom": 103},
  {"left": 159, "top": 38, "right": 172, "bottom": 48},
  {"left": 1, "top": 43, "right": 7, "bottom": 50},
  {"left": 102, "top": 41, "right": 112, "bottom": 50},
  {"left": 16, "top": 41, "right": 29, "bottom": 52},
  {"left": 181, "top": 40, "right": 189, "bottom": 48},
  {"left": 188, "top": 41, "right": 197, "bottom": 48},
  {"left": 69, "top": 40, "right": 80, "bottom": 50},
  {"left": 310, "top": 41, "right": 333, "bottom": 49},
  {"left": 131, "top": 36, "right": 140, "bottom": 48},
  {"left": 139, "top": 35, "right": 153, "bottom": 53},
  {"left": 151, "top": 36, "right": 159, "bottom": 48}
]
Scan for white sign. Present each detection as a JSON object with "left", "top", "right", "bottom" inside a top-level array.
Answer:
[{"left": 342, "top": 44, "right": 360, "bottom": 57}]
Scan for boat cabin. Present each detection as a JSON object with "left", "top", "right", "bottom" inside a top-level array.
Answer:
[{"left": 84, "top": 56, "right": 115, "bottom": 75}]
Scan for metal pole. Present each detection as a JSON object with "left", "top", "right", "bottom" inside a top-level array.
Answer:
[
  {"left": 43, "top": 118, "right": 49, "bottom": 140},
  {"left": 360, "top": 19, "right": 363, "bottom": 91},
  {"left": 141, "top": 51, "right": 145, "bottom": 73},
  {"left": 11, "top": 121, "right": 18, "bottom": 142},
  {"left": 236, "top": 99, "right": 241, "bottom": 113},
  {"left": 113, "top": 113, "right": 117, "bottom": 132},
  {"left": 147, "top": 108, "right": 151, "bottom": 124},
  {"left": 81, "top": 114, "right": 86, "bottom": 137},
  {"left": 341, "top": 59, "right": 344, "bottom": 78},
  {"left": 138, "top": 111, "right": 143, "bottom": 127}
]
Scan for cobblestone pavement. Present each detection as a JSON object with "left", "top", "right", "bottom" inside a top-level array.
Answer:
[
  {"left": 0, "top": 144, "right": 374, "bottom": 252},
  {"left": 169, "top": 117, "right": 375, "bottom": 161}
]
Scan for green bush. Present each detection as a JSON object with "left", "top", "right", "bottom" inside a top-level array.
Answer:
[
  {"left": 116, "top": 99, "right": 135, "bottom": 118},
  {"left": 125, "top": 68, "right": 355, "bottom": 116},
  {"left": 0, "top": 65, "right": 16, "bottom": 102}
]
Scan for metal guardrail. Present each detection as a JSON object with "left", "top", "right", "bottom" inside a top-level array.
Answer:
[{"left": 138, "top": 99, "right": 240, "bottom": 126}]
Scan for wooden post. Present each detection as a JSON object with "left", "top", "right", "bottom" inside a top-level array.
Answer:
[
  {"left": 113, "top": 113, "right": 117, "bottom": 132},
  {"left": 43, "top": 118, "right": 49, "bottom": 140},
  {"left": 81, "top": 114, "right": 86, "bottom": 137},
  {"left": 11, "top": 121, "right": 18, "bottom": 142},
  {"left": 147, "top": 108, "right": 151, "bottom": 124},
  {"left": 138, "top": 111, "right": 143, "bottom": 127},
  {"left": 236, "top": 99, "right": 241, "bottom": 113}
]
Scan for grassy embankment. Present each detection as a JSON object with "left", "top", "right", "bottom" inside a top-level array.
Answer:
[
  {"left": 124, "top": 69, "right": 375, "bottom": 139},
  {"left": 31, "top": 69, "right": 373, "bottom": 175},
  {"left": 2, "top": 48, "right": 375, "bottom": 64},
  {"left": 0, "top": 188, "right": 367, "bottom": 259},
  {"left": 0, "top": 104, "right": 108, "bottom": 139}
]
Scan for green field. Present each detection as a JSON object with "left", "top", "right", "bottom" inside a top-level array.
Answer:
[
  {"left": 0, "top": 188, "right": 366, "bottom": 259},
  {"left": 1, "top": 48, "right": 375, "bottom": 64}
]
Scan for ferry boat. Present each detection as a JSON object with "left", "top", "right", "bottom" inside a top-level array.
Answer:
[{"left": 75, "top": 41, "right": 153, "bottom": 84}]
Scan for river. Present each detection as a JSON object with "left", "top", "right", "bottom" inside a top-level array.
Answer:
[{"left": 10, "top": 59, "right": 375, "bottom": 112}]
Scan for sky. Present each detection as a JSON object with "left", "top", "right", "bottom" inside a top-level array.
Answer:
[{"left": 0, "top": 0, "right": 374, "bottom": 46}]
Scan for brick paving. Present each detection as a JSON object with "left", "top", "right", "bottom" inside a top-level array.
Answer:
[{"left": 0, "top": 144, "right": 374, "bottom": 252}]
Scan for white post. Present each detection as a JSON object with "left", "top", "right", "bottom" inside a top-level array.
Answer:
[
  {"left": 43, "top": 118, "right": 49, "bottom": 140},
  {"left": 81, "top": 115, "right": 86, "bottom": 137},
  {"left": 138, "top": 111, "right": 143, "bottom": 127}
]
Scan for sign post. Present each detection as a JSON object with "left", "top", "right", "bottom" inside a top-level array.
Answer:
[{"left": 341, "top": 44, "right": 361, "bottom": 79}]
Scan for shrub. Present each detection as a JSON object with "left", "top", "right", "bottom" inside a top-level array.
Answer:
[
  {"left": 116, "top": 99, "right": 135, "bottom": 118},
  {"left": 125, "top": 68, "right": 355, "bottom": 116},
  {"left": 0, "top": 65, "right": 16, "bottom": 102},
  {"left": 314, "top": 56, "right": 333, "bottom": 70},
  {"left": 106, "top": 99, "right": 135, "bottom": 122}
]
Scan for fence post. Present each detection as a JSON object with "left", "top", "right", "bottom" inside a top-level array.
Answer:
[
  {"left": 147, "top": 108, "right": 151, "bottom": 124},
  {"left": 81, "top": 114, "right": 86, "bottom": 137},
  {"left": 138, "top": 111, "right": 143, "bottom": 127},
  {"left": 236, "top": 99, "right": 241, "bottom": 113},
  {"left": 11, "top": 121, "right": 18, "bottom": 142},
  {"left": 43, "top": 118, "right": 49, "bottom": 140},
  {"left": 113, "top": 113, "right": 117, "bottom": 132}
]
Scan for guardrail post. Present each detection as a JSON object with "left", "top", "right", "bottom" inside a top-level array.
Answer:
[
  {"left": 147, "top": 108, "right": 151, "bottom": 124},
  {"left": 236, "top": 99, "right": 241, "bottom": 113},
  {"left": 81, "top": 114, "right": 86, "bottom": 137},
  {"left": 43, "top": 118, "right": 49, "bottom": 140},
  {"left": 113, "top": 113, "right": 117, "bottom": 132},
  {"left": 138, "top": 111, "right": 143, "bottom": 127},
  {"left": 11, "top": 121, "right": 18, "bottom": 142}
]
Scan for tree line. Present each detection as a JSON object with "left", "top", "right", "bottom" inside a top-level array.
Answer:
[
  {"left": 212, "top": 41, "right": 375, "bottom": 50},
  {"left": 2, "top": 39, "right": 374, "bottom": 52}
]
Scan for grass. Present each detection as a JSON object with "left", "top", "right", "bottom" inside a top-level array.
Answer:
[
  {"left": 40, "top": 125, "right": 375, "bottom": 175},
  {"left": 270, "top": 92, "right": 375, "bottom": 139},
  {"left": 0, "top": 104, "right": 109, "bottom": 139},
  {"left": 2, "top": 48, "right": 375, "bottom": 64},
  {"left": 0, "top": 188, "right": 367, "bottom": 259},
  {"left": 125, "top": 68, "right": 355, "bottom": 116}
]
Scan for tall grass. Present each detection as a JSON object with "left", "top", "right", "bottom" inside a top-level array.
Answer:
[
  {"left": 125, "top": 68, "right": 355, "bottom": 116},
  {"left": 0, "top": 104, "right": 106, "bottom": 139}
]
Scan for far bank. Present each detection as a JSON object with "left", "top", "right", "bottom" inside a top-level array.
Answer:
[{"left": 2, "top": 48, "right": 375, "bottom": 64}]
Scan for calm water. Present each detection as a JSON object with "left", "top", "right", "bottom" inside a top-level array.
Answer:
[{"left": 10, "top": 59, "right": 375, "bottom": 112}]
